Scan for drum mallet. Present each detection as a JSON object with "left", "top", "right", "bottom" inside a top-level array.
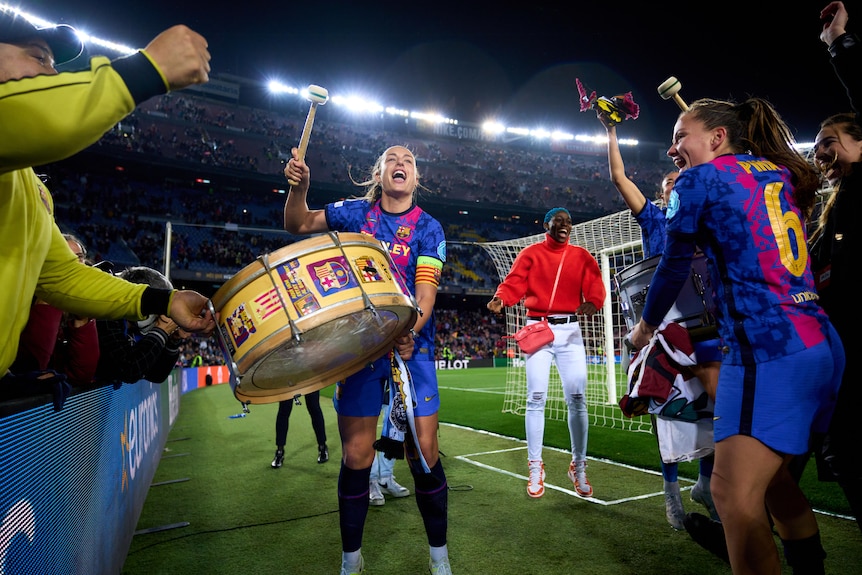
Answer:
[
  {"left": 287, "top": 84, "right": 329, "bottom": 186},
  {"left": 657, "top": 76, "right": 689, "bottom": 112}
]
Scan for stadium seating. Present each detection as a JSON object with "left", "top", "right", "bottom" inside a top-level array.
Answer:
[{"left": 44, "top": 89, "right": 675, "bottom": 363}]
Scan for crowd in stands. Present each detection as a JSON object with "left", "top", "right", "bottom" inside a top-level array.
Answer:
[
  {"left": 35, "top": 90, "right": 678, "bottom": 370},
  {"left": 177, "top": 335, "right": 227, "bottom": 368},
  {"left": 93, "top": 91, "right": 671, "bottom": 213},
  {"left": 47, "top": 157, "right": 547, "bottom": 289},
  {"left": 435, "top": 308, "right": 507, "bottom": 360},
  {"left": 43, "top": 90, "right": 675, "bottom": 295}
]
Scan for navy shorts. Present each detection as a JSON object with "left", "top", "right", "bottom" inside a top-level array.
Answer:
[
  {"left": 714, "top": 324, "right": 844, "bottom": 454},
  {"left": 334, "top": 352, "right": 440, "bottom": 417}
]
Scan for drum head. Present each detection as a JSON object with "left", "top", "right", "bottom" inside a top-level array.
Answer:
[{"left": 233, "top": 303, "right": 416, "bottom": 404}]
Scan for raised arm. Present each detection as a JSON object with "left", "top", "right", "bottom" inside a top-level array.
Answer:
[
  {"left": 282, "top": 147, "right": 329, "bottom": 235},
  {"left": 820, "top": 1, "right": 848, "bottom": 46},
  {"left": 821, "top": 1, "right": 862, "bottom": 115},
  {"left": 598, "top": 111, "right": 648, "bottom": 216}
]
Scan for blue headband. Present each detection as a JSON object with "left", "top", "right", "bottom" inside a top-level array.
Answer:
[{"left": 544, "top": 207, "right": 571, "bottom": 225}]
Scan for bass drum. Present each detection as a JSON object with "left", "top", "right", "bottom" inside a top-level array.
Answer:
[{"left": 210, "top": 231, "right": 418, "bottom": 404}]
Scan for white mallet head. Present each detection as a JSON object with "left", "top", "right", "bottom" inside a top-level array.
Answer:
[
  {"left": 306, "top": 84, "right": 329, "bottom": 105},
  {"left": 657, "top": 76, "right": 689, "bottom": 111},
  {"left": 286, "top": 84, "right": 329, "bottom": 185}
]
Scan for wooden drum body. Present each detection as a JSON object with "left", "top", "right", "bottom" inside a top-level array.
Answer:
[{"left": 211, "top": 232, "right": 418, "bottom": 404}]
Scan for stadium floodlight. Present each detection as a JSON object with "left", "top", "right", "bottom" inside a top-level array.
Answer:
[
  {"left": 0, "top": 4, "right": 135, "bottom": 56},
  {"left": 529, "top": 128, "right": 551, "bottom": 140},
  {"left": 267, "top": 80, "right": 298, "bottom": 95},
  {"left": 574, "top": 133, "right": 639, "bottom": 147},
  {"left": 78, "top": 32, "right": 135, "bottom": 56},
  {"left": 0, "top": 4, "right": 51, "bottom": 28},
  {"left": 411, "top": 111, "right": 456, "bottom": 125},
  {"left": 329, "top": 94, "right": 384, "bottom": 114},
  {"left": 576, "top": 134, "right": 604, "bottom": 144},
  {"left": 385, "top": 106, "right": 409, "bottom": 117},
  {"left": 482, "top": 121, "right": 505, "bottom": 134},
  {"left": 506, "top": 127, "right": 530, "bottom": 137}
]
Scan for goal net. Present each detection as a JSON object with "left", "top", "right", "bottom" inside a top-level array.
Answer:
[{"left": 479, "top": 208, "right": 655, "bottom": 433}]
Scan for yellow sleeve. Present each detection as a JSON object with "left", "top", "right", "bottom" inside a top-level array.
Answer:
[
  {"left": 0, "top": 56, "right": 135, "bottom": 173},
  {"left": 35, "top": 223, "right": 146, "bottom": 320}
]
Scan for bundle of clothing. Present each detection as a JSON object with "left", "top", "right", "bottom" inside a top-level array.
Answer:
[
  {"left": 621, "top": 321, "right": 716, "bottom": 463},
  {"left": 620, "top": 320, "right": 713, "bottom": 422}
]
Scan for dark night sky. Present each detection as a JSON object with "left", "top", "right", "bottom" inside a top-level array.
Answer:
[{"left": 22, "top": 0, "right": 853, "bottom": 145}]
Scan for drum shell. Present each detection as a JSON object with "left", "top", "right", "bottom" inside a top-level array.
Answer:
[
  {"left": 614, "top": 254, "right": 716, "bottom": 339},
  {"left": 211, "top": 232, "right": 417, "bottom": 403}
]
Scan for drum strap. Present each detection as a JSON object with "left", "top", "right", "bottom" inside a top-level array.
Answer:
[
  {"left": 526, "top": 250, "right": 567, "bottom": 319},
  {"left": 379, "top": 351, "right": 431, "bottom": 473}
]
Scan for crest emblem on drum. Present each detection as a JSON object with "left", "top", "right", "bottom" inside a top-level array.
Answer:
[
  {"left": 227, "top": 303, "right": 256, "bottom": 347},
  {"left": 354, "top": 255, "right": 383, "bottom": 283},
  {"left": 292, "top": 294, "right": 322, "bottom": 316},
  {"left": 279, "top": 262, "right": 310, "bottom": 295},
  {"left": 278, "top": 262, "right": 322, "bottom": 316},
  {"left": 310, "top": 257, "right": 358, "bottom": 293}
]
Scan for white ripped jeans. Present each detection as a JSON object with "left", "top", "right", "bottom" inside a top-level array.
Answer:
[{"left": 524, "top": 319, "right": 589, "bottom": 463}]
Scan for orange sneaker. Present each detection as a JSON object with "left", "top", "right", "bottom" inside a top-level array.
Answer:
[
  {"left": 567, "top": 460, "right": 593, "bottom": 497},
  {"left": 527, "top": 459, "right": 545, "bottom": 498}
]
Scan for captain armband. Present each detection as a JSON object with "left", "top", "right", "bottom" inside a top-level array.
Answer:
[{"left": 415, "top": 256, "right": 443, "bottom": 287}]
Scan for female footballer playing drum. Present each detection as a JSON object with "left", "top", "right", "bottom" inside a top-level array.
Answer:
[{"left": 283, "top": 144, "right": 451, "bottom": 575}]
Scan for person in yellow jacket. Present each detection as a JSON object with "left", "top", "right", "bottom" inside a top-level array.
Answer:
[{"left": 0, "top": 12, "right": 215, "bottom": 376}]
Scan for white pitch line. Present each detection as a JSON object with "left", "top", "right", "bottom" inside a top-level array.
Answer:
[
  {"left": 441, "top": 421, "right": 858, "bottom": 522},
  {"left": 455, "top": 455, "right": 619, "bottom": 505},
  {"left": 443, "top": 421, "right": 676, "bottom": 506},
  {"left": 443, "top": 421, "right": 671, "bottom": 480},
  {"left": 438, "top": 385, "right": 506, "bottom": 395}
]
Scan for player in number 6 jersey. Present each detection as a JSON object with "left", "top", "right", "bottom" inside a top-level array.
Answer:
[{"left": 629, "top": 97, "right": 845, "bottom": 575}]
